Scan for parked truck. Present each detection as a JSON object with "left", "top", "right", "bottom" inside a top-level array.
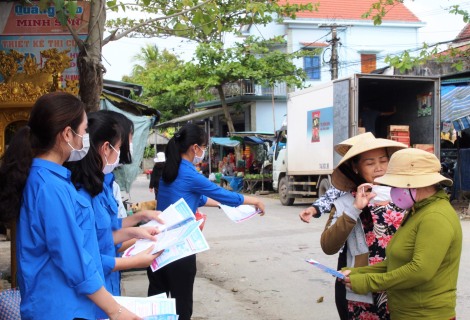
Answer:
[{"left": 272, "top": 73, "right": 441, "bottom": 205}]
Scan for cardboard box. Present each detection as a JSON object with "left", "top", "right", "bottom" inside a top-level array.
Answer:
[
  {"left": 389, "top": 130, "right": 410, "bottom": 137},
  {"left": 413, "top": 144, "right": 434, "bottom": 154},
  {"left": 388, "top": 135, "right": 410, "bottom": 146},
  {"left": 387, "top": 125, "right": 409, "bottom": 133}
]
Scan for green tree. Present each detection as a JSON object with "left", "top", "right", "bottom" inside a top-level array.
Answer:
[
  {"left": 175, "top": 36, "right": 311, "bottom": 135},
  {"left": 35, "top": 0, "right": 313, "bottom": 112},
  {"left": 122, "top": 44, "right": 195, "bottom": 122}
]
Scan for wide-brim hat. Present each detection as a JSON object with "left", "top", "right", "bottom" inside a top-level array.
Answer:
[
  {"left": 334, "top": 132, "right": 375, "bottom": 156},
  {"left": 332, "top": 137, "right": 408, "bottom": 191},
  {"left": 374, "top": 148, "right": 452, "bottom": 188},
  {"left": 154, "top": 152, "right": 166, "bottom": 163}
]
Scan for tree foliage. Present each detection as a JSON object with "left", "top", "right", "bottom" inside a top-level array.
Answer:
[
  {"left": 122, "top": 44, "right": 196, "bottom": 122},
  {"left": 33, "top": 0, "right": 313, "bottom": 112}
]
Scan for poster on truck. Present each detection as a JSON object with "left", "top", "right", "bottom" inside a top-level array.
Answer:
[
  {"left": 306, "top": 107, "right": 333, "bottom": 170},
  {"left": 0, "top": 1, "right": 89, "bottom": 84}
]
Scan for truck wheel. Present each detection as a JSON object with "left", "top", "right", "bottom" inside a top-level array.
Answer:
[
  {"left": 318, "top": 178, "right": 330, "bottom": 198},
  {"left": 279, "top": 177, "right": 294, "bottom": 206}
]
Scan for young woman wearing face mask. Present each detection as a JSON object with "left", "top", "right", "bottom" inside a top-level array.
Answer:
[
  {"left": 341, "top": 148, "right": 462, "bottom": 320},
  {"left": 0, "top": 92, "right": 140, "bottom": 320},
  {"left": 66, "top": 112, "right": 162, "bottom": 317},
  {"left": 320, "top": 135, "right": 407, "bottom": 320},
  {"left": 147, "top": 123, "right": 266, "bottom": 320},
  {"left": 106, "top": 110, "right": 162, "bottom": 226}
]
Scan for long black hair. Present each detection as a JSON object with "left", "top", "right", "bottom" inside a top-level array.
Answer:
[
  {"left": 65, "top": 111, "right": 123, "bottom": 197},
  {"left": 0, "top": 92, "right": 85, "bottom": 222},
  {"left": 162, "top": 123, "right": 207, "bottom": 183},
  {"left": 106, "top": 111, "right": 134, "bottom": 165}
]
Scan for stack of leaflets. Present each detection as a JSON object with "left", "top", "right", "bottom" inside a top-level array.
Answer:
[
  {"left": 123, "top": 198, "right": 210, "bottom": 271},
  {"left": 112, "top": 294, "right": 178, "bottom": 319},
  {"left": 305, "top": 258, "right": 345, "bottom": 279}
]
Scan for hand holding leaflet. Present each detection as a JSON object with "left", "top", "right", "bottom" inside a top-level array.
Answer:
[
  {"left": 218, "top": 204, "right": 261, "bottom": 223},
  {"left": 123, "top": 198, "right": 210, "bottom": 271},
  {"left": 141, "top": 198, "right": 195, "bottom": 232},
  {"left": 124, "top": 220, "right": 201, "bottom": 255},
  {"left": 305, "top": 258, "right": 345, "bottom": 279}
]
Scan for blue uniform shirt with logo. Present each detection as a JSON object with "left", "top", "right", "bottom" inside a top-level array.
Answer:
[{"left": 17, "top": 158, "right": 104, "bottom": 320}]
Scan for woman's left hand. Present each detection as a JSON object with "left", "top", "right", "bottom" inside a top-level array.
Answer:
[
  {"left": 136, "top": 210, "right": 165, "bottom": 224},
  {"left": 353, "top": 183, "right": 376, "bottom": 210},
  {"left": 255, "top": 200, "right": 266, "bottom": 216},
  {"left": 130, "top": 226, "right": 159, "bottom": 241},
  {"left": 340, "top": 269, "right": 352, "bottom": 289}
]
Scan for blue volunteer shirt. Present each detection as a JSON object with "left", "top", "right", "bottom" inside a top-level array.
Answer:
[
  {"left": 157, "top": 159, "right": 244, "bottom": 213},
  {"left": 78, "top": 173, "right": 121, "bottom": 299},
  {"left": 17, "top": 158, "right": 104, "bottom": 320}
]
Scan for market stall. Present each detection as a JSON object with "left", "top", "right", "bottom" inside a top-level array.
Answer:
[{"left": 441, "top": 75, "right": 470, "bottom": 200}]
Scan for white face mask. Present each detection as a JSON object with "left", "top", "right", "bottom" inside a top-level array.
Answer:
[
  {"left": 193, "top": 145, "right": 206, "bottom": 165},
  {"left": 369, "top": 185, "right": 392, "bottom": 204},
  {"left": 66, "top": 132, "right": 90, "bottom": 162},
  {"left": 129, "top": 142, "right": 134, "bottom": 157},
  {"left": 103, "top": 144, "right": 121, "bottom": 174}
]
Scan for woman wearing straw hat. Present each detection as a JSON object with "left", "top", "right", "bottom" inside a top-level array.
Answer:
[
  {"left": 321, "top": 135, "right": 407, "bottom": 320},
  {"left": 341, "top": 148, "right": 462, "bottom": 320},
  {"left": 299, "top": 132, "right": 375, "bottom": 223}
]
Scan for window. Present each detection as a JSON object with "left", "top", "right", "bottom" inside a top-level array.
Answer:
[
  {"left": 304, "top": 53, "right": 321, "bottom": 80},
  {"left": 361, "top": 54, "right": 376, "bottom": 73}
]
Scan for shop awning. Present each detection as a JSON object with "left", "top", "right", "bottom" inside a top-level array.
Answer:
[
  {"left": 157, "top": 108, "right": 224, "bottom": 128},
  {"left": 211, "top": 137, "right": 241, "bottom": 147},
  {"left": 227, "top": 131, "right": 274, "bottom": 144},
  {"left": 441, "top": 85, "right": 470, "bottom": 131},
  {"left": 156, "top": 105, "right": 251, "bottom": 128}
]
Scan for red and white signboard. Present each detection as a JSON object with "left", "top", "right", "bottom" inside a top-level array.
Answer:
[{"left": 0, "top": 1, "right": 90, "bottom": 83}]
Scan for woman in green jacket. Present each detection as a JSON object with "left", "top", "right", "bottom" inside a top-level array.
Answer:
[{"left": 342, "top": 148, "right": 462, "bottom": 320}]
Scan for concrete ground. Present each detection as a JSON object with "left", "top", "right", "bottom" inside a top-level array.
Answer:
[{"left": 1, "top": 174, "right": 470, "bottom": 319}]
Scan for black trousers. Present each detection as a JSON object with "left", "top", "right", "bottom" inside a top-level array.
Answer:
[
  {"left": 147, "top": 254, "right": 197, "bottom": 320},
  {"left": 335, "top": 247, "right": 348, "bottom": 320}
]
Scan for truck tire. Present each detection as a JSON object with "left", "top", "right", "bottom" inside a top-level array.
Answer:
[
  {"left": 279, "top": 177, "right": 294, "bottom": 206},
  {"left": 318, "top": 178, "right": 330, "bottom": 198}
]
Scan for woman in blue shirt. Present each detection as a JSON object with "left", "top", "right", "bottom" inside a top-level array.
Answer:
[
  {"left": 147, "top": 123, "right": 266, "bottom": 320},
  {"left": 66, "top": 111, "right": 162, "bottom": 314},
  {"left": 0, "top": 92, "right": 139, "bottom": 320}
]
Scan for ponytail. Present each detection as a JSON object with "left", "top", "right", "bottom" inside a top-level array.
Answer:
[
  {"left": 162, "top": 137, "right": 181, "bottom": 183},
  {"left": 162, "top": 123, "right": 207, "bottom": 184},
  {"left": 0, "top": 126, "right": 34, "bottom": 222}
]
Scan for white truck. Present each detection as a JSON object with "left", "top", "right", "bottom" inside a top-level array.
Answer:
[{"left": 272, "top": 73, "right": 441, "bottom": 205}]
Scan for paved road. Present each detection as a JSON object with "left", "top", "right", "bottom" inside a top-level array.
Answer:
[
  {"left": 2, "top": 174, "right": 470, "bottom": 319},
  {"left": 121, "top": 175, "right": 470, "bottom": 320}
]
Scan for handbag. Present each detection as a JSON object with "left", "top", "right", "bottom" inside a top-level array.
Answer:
[
  {"left": 194, "top": 210, "right": 207, "bottom": 231},
  {"left": 0, "top": 288, "right": 21, "bottom": 319}
]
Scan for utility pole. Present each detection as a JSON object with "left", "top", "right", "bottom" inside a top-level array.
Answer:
[{"left": 330, "top": 26, "right": 339, "bottom": 80}]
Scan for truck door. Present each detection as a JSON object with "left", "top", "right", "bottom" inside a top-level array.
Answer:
[
  {"left": 272, "top": 127, "right": 287, "bottom": 191},
  {"left": 333, "top": 77, "right": 354, "bottom": 166}
]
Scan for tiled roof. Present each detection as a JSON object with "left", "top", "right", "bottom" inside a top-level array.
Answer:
[
  {"left": 280, "top": 0, "right": 421, "bottom": 22},
  {"left": 438, "top": 43, "right": 470, "bottom": 57},
  {"left": 455, "top": 23, "right": 470, "bottom": 43},
  {"left": 300, "top": 42, "right": 329, "bottom": 47}
]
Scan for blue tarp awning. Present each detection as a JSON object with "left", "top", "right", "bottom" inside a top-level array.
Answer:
[
  {"left": 211, "top": 137, "right": 241, "bottom": 147},
  {"left": 244, "top": 136, "right": 265, "bottom": 144},
  {"left": 441, "top": 85, "right": 470, "bottom": 131}
]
